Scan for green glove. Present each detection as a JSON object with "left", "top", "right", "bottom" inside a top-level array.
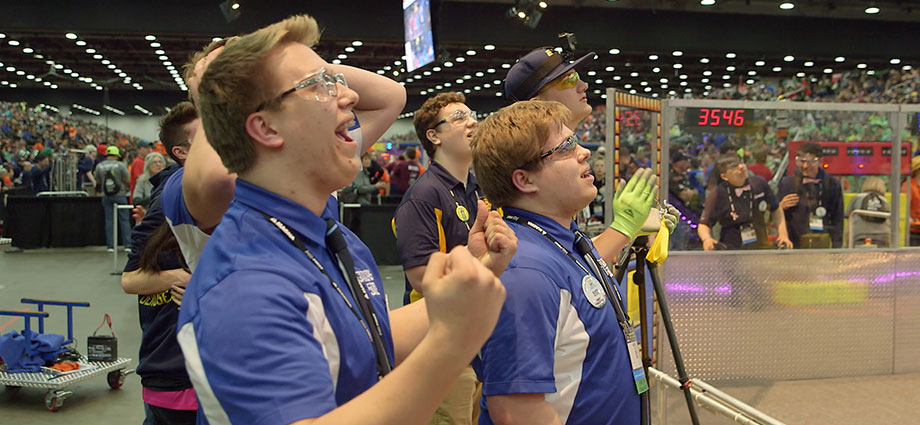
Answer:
[
  {"left": 664, "top": 205, "right": 679, "bottom": 234},
  {"left": 609, "top": 168, "right": 658, "bottom": 240}
]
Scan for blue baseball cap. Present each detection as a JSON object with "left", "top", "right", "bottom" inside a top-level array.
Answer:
[{"left": 503, "top": 48, "right": 596, "bottom": 103}]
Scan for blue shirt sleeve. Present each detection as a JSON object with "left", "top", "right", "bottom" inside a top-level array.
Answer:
[
  {"left": 161, "top": 169, "right": 196, "bottom": 227},
  {"left": 192, "top": 270, "right": 338, "bottom": 425},
  {"left": 476, "top": 266, "right": 560, "bottom": 396},
  {"left": 394, "top": 199, "right": 443, "bottom": 269}
]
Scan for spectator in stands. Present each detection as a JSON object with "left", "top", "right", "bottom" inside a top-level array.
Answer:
[
  {"left": 778, "top": 142, "right": 844, "bottom": 248},
  {"left": 847, "top": 176, "right": 891, "bottom": 247},
  {"left": 95, "top": 144, "right": 108, "bottom": 169},
  {"left": 698, "top": 153, "right": 792, "bottom": 250},
  {"left": 130, "top": 140, "right": 152, "bottom": 196},
  {"left": 133, "top": 152, "right": 167, "bottom": 208},
  {"left": 340, "top": 152, "right": 388, "bottom": 204},
  {"left": 78, "top": 145, "right": 97, "bottom": 195},
  {"left": 389, "top": 146, "right": 425, "bottom": 196},
  {"left": 747, "top": 146, "right": 774, "bottom": 182},
  {"left": 179, "top": 14, "right": 508, "bottom": 425},
  {"left": 0, "top": 164, "right": 12, "bottom": 190},
  {"left": 365, "top": 150, "right": 387, "bottom": 185},
  {"left": 19, "top": 152, "right": 52, "bottom": 194},
  {"left": 121, "top": 101, "right": 200, "bottom": 425},
  {"left": 94, "top": 146, "right": 132, "bottom": 252}
]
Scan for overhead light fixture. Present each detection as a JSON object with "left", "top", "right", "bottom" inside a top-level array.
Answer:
[
  {"left": 507, "top": 0, "right": 543, "bottom": 29},
  {"left": 700, "top": 58, "right": 710, "bottom": 63},
  {"left": 804, "top": 61, "right": 814, "bottom": 67},
  {"left": 779, "top": 2, "right": 794, "bottom": 10},
  {"left": 145, "top": 35, "right": 156, "bottom": 41},
  {"left": 75, "top": 40, "right": 86, "bottom": 46},
  {"left": 700, "top": 0, "right": 715, "bottom": 6},
  {"left": 856, "top": 63, "right": 867, "bottom": 69},
  {"left": 484, "top": 44, "right": 496, "bottom": 51},
  {"left": 726, "top": 52, "right": 736, "bottom": 58},
  {"left": 672, "top": 50, "right": 683, "bottom": 56},
  {"left": 783, "top": 55, "right": 794, "bottom": 62},
  {"left": 609, "top": 48, "right": 620, "bottom": 55},
  {"left": 865, "top": 5, "right": 880, "bottom": 14},
  {"left": 890, "top": 58, "right": 901, "bottom": 64},
  {"left": 65, "top": 33, "right": 77, "bottom": 40},
  {"left": 219, "top": 0, "right": 241, "bottom": 22},
  {"left": 835, "top": 56, "right": 845, "bottom": 62}
]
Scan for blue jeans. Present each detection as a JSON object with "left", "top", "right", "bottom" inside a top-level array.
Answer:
[{"left": 102, "top": 195, "right": 131, "bottom": 249}]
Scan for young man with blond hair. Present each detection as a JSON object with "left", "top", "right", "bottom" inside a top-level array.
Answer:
[
  {"left": 176, "top": 14, "right": 511, "bottom": 425},
  {"left": 471, "top": 100, "right": 658, "bottom": 424},
  {"left": 395, "top": 92, "right": 514, "bottom": 425}
]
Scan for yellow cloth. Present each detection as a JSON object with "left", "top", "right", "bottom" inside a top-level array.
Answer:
[{"left": 646, "top": 219, "right": 669, "bottom": 264}]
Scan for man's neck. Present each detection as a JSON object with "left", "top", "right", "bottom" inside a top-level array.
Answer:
[
  {"left": 509, "top": 199, "right": 575, "bottom": 229},
  {"left": 239, "top": 167, "right": 329, "bottom": 216},
  {"left": 433, "top": 152, "right": 471, "bottom": 184}
]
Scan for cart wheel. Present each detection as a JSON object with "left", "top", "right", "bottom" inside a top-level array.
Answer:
[
  {"left": 107, "top": 370, "right": 125, "bottom": 389},
  {"left": 44, "top": 392, "right": 62, "bottom": 412}
]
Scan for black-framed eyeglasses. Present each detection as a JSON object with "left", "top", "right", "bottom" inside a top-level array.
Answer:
[
  {"left": 429, "top": 109, "right": 477, "bottom": 130},
  {"left": 521, "top": 134, "right": 579, "bottom": 169},
  {"left": 255, "top": 67, "right": 348, "bottom": 112}
]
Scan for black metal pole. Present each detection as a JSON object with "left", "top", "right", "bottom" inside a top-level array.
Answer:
[
  {"left": 647, "top": 260, "right": 700, "bottom": 425},
  {"left": 632, "top": 240, "right": 651, "bottom": 425}
]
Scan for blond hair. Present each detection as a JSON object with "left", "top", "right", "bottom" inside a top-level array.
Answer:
[
  {"left": 472, "top": 101, "right": 570, "bottom": 208},
  {"left": 860, "top": 176, "right": 886, "bottom": 194},
  {"left": 197, "top": 15, "right": 321, "bottom": 173}
]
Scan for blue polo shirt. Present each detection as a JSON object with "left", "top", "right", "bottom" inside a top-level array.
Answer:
[
  {"left": 161, "top": 168, "right": 211, "bottom": 272},
  {"left": 176, "top": 179, "right": 394, "bottom": 425},
  {"left": 473, "top": 207, "right": 640, "bottom": 425},
  {"left": 394, "top": 161, "right": 482, "bottom": 303}
]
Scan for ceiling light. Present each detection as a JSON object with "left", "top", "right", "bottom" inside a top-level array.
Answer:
[
  {"left": 702, "top": 78, "right": 709, "bottom": 83},
  {"left": 158, "top": 55, "right": 168, "bottom": 60},
  {"left": 659, "top": 78, "right": 668, "bottom": 83},
  {"left": 484, "top": 44, "right": 495, "bottom": 51},
  {"left": 679, "top": 74, "right": 688, "bottom": 79},
  {"left": 466, "top": 50, "right": 476, "bottom": 56},
  {"left": 772, "top": 66, "right": 782, "bottom": 72},
  {"left": 487, "top": 68, "right": 496, "bottom": 73},
  {"left": 779, "top": 2, "right": 794, "bottom": 10},
  {"left": 594, "top": 79, "right": 603, "bottom": 84},
  {"left": 613, "top": 76, "right": 622, "bottom": 80},
  {"left": 463, "top": 75, "right": 472, "bottom": 80},
  {"left": 653, "top": 67, "right": 661, "bottom": 73},
  {"left": 701, "top": 0, "right": 715, "bottom": 5},
  {"left": 609, "top": 48, "right": 620, "bottom": 55},
  {"left": 432, "top": 66, "right": 441, "bottom": 72},
  {"left": 700, "top": 58, "right": 710, "bottom": 63},
  {"left": 672, "top": 50, "right": 683, "bottom": 56},
  {"left": 630, "top": 72, "right": 639, "bottom": 77},
  {"left": 150, "top": 42, "right": 161, "bottom": 48},
  {"left": 75, "top": 40, "right": 86, "bottom": 46},
  {"left": 475, "top": 71, "right": 484, "bottom": 77},
  {"left": 722, "top": 75, "right": 730, "bottom": 79},
  {"left": 703, "top": 70, "right": 712, "bottom": 76},
  {"left": 865, "top": 5, "right": 880, "bottom": 14},
  {"left": 586, "top": 70, "right": 597, "bottom": 76},
  {"left": 145, "top": 35, "right": 156, "bottom": 41},
  {"left": 649, "top": 54, "right": 659, "bottom": 60},
  {"left": 796, "top": 72, "right": 805, "bottom": 77},
  {"left": 680, "top": 81, "right": 688, "bottom": 86},
  {"left": 93, "top": 54, "right": 102, "bottom": 59},
  {"left": 726, "top": 52, "right": 736, "bottom": 59},
  {"left": 22, "top": 47, "right": 33, "bottom": 54},
  {"left": 456, "top": 57, "right": 466, "bottom": 63},
  {"left": 605, "top": 66, "right": 615, "bottom": 72},
  {"left": 501, "top": 63, "right": 511, "bottom": 68},
  {"left": 15, "top": 70, "right": 24, "bottom": 76},
  {"left": 903, "top": 65, "right": 912, "bottom": 71},
  {"left": 857, "top": 63, "right": 867, "bottom": 69},
  {"left": 674, "top": 64, "right": 683, "bottom": 69},
  {"left": 65, "top": 33, "right": 77, "bottom": 40},
  {"left": 748, "top": 70, "right": 757, "bottom": 75},
  {"left": 783, "top": 55, "right": 794, "bottom": 62},
  {"left": 835, "top": 56, "right": 845, "bottom": 62},
  {"left": 155, "top": 49, "right": 165, "bottom": 55},
  {"left": 445, "top": 61, "right": 454, "bottom": 67},
  {"left": 107, "top": 64, "right": 116, "bottom": 69},
  {"left": 754, "top": 60, "right": 765, "bottom": 66},
  {"left": 804, "top": 61, "right": 814, "bottom": 67},
  {"left": 8, "top": 40, "right": 20, "bottom": 46},
  {"left": 344, "top": 47, "right": 355, "bottom": 53},
  {"left": 824, "top": 68, "right": 833, "bottom": 73},
  {"left": 726, "top": 66, "right": 736, "bottom": 71},
  {"left": 394, "top": 60, "right": 402, "bottom": 66},
  {"left": 337, "top": 54, "right": 347, "bottom": 59},
  {"left": 85, "top": 48, "right": 96, "bottom": 54},
  {"left": 890, "top": 58, "right": 901, "bottom": 64}
]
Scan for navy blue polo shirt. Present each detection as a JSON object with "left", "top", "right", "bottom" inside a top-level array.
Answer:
[
  {"left": 777, "top": 168, "right": 844, "bottom": 248},
  {"left": 176, "top": 179, "right": 394, "bottom": 425},
  {"left": 394, "top": 161, "right": 482, "bottom": 303},
  {"left": 472, "top": 207, "right": 640, "bottom": 425}
]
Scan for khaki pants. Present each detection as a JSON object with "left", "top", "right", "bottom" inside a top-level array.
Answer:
[{"left": 429, "top": 365, "right": 481, "bottom": 425}]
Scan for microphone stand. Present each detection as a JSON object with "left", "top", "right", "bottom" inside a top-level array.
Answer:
[{"left": 615, "top": 235, "right": 700, "bottom": 425}]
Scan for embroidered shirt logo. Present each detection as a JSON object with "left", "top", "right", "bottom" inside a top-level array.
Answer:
[{"left": 356, "top": 269, "right": 381, "bottom": 296}]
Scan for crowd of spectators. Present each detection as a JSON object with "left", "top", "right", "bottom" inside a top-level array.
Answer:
[{"left": 0, "top": 101, "right": 151, "bottom": 194}]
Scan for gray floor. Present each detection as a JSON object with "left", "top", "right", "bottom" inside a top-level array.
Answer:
[{"left": 2, "top": 246, "right": 917, "bottom": 424}]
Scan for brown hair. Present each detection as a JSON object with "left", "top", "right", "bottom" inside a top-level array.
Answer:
[
  {"left": 716, "top": 152, "right": 743, "bottom": 174},
  {"left": 183, "top": 37, "right": 234, "bottom": 103},
  {"left": 472, "top": 100, "right": 570, "bottom": 208},
  {"left": 138, "top": 223, "right": 188, "bottom": 274},
  {"left": 860, "top": 176, "right": 886, "bottom": 194},
  {"left": 158, "top": 101, "right": 198, "bottom": 164},
  {"left": 413, "top": 92, "right": 466, "bottom": 158},
  {"left": 197, "top": 15, "right": 321, "bottom": 173}
]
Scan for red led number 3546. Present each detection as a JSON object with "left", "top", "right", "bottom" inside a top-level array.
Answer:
[{"left": 697, "top": 108, "right": 745, "bottom": 126}]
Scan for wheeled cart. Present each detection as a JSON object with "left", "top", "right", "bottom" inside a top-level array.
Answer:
[{"left": 0, "top": 299, "right": 134, "bottom": 411}]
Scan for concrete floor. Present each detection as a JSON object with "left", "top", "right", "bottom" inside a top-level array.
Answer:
[{"left": 2, "top": 246, "right": 918, "bottom": 424}]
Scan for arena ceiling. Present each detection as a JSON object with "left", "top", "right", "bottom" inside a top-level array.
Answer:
[{"left": 0, "top": 0, "right": 917, "bottom": 116}]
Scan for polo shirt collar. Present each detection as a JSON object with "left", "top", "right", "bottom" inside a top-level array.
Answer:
[
  {"left": 503, "top": 206, "right": 578, "bottom": 248},
  {"left": 233, "top": 178, "right": 332, "bottom": 246}
]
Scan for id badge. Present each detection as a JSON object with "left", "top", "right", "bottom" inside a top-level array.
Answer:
[
  {"left": 809, "top": 214, "right": 824, "bottom": 231},
  {"left": 624, "top": 326, "right": 649, "bottom": 395},
  {"left": 740, "top": 225, "right": 757, "bottom": 245}
]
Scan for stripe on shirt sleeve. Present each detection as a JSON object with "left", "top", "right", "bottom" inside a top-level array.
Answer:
[
  {"left": 434, "top": 208, "right": 446, "bottom": 253},
  {"left": 546, "top": 288, "right": 589, "bottom": 424},
  {"left": 177, "top": 323, "right": 231, "bottom": 425},
  {"left": 304, "top": 292, "right": 341, "bottom": 393}
]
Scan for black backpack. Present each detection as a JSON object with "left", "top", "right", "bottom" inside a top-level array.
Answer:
[
  {"left": 102, "top": 169, "right": 120, "bottom": 195},
  {"left": 859, "top": 192, "right": 888, "bottom": 223}
]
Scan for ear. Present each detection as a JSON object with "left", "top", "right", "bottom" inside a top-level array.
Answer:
[
  {"left": 511, "top": 168, "right": 539, "bottom": 194},
  {"left": 719, "top": 172, "right": 728, "bottom": 182},
  {"left": 172, "top": 145, "right": 189, "bottom": 162},
  {"left": 245, "top": 112, "right": 283, "bottom": 149},
  {"left": 425, "top": 129, "right": 442, "bottom": 148}
]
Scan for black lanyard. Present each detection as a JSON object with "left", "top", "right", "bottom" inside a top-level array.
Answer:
[
  {"left": 726, "top": 185, "right": 755, "bottom": 223},
  {"left": 256, "top": 210, "right": 392, "bottom": 379},
  {"left": 503, "top": 214, "right": 630, "bottom": 327},
  {"left": 803, "top": 178, "right": 824, "bottom": 210}
]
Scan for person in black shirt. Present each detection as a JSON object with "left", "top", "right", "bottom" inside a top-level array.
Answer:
[
  {"left": 777, "top": 142, "right": 844, "bottom": 248},
  {"left": 699, "top": 153, "right": 792, "bottom": 250}
]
